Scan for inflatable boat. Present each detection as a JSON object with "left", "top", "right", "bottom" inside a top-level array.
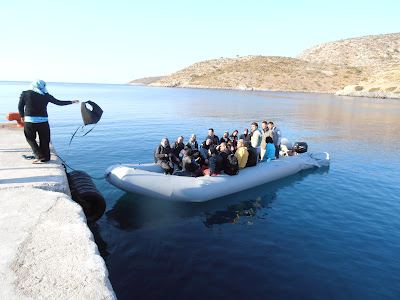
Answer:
[{"left": 105, "top": 152, "right": 330, "bottom": 202}]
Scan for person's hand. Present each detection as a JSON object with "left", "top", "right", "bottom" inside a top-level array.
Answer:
[
  {"left": 72, "top": 100, "right": 80, "bottom": 104},
  {"left": 21, "top": 117, "right": 24, "bottom": 122},
  {"left": 165, "top": 154, "right": 169, "bottom": 158}
]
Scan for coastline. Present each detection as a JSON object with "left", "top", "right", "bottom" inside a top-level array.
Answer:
[
  {"left": 0, "top": 126, "right": 116, "bottom": 299},
  {"left": 132, "top": 83, "right": 400, "bottom": 100}
]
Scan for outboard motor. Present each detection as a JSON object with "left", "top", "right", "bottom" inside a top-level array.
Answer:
[{"left": 293, "top": 142, "right": 308, "bottom": 153}]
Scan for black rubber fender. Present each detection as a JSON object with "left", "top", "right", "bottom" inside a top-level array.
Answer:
[{"left": 67, "top": 170, "right": 106, "bottom": 223}]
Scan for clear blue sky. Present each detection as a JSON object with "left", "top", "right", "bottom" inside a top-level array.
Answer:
[{"left": 1, "top": 0, "right": 399, "bottom": 83}]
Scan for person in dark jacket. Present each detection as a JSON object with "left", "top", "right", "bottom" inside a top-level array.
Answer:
[
  {"left": 230, "top": 129, "right": 239, "bottom": 149},
  {"left": 226, "top": 140, "right": 235, "bottom": 153},
  {"left": 185, "top": 134, "right": 203, "bottom": 166},
  {"left": 18, "top": 80, "right": 79, "bottom": 163},
  {"left": 217, "top": 142, "right": 232, "bottom": 155},
  {"left": 154, "top": 138, "right": 175, "bottom": 174},
  {"left": 219, "top": 131, "right": 231, "bottom": 144},
  {"left": 207, "top": 145, "right": 223, "bottom": 176},
  {"left": 204, "top": 128, "right": 219, "bottom": 146},
  {"left": 245, "top": 141, "right": 258, "bottom": 167},
  {"left": 186, "top": 134, "right": 198, "bottom": 150},
  {"left": 217, "top": 142, "right": 230, "bottom": 171},
  {"left": 176, "top": 148, "right": 203, "bottom": 177},
  {"left": 172, "top": 136, "right": 185, "bottom": 160},
  {"left": 199, "top": 138, "right": 212, "bottom": 163},
  {"left": 239, "top": 128, "right": 251, "bottom": 142}
]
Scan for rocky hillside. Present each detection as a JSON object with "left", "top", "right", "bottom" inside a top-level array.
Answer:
[
  {"left": 133, "top": 33, "right": 400, "bottom": 99},
  {"left": 299, "top": 32, "right": 400, "bottom": 98},
  {"left": 298, "top": 33, "right": 400, "bottom": 67},
  {"left": 150, "top": 55, "right": 367, "bottom": 93}
]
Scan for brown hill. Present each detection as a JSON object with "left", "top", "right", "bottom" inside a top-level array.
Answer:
[
  {"left": 149, "top": 55, "right": 367, "bottom": 93},
  {"left": 132, "top": 33, "right": 400, "bottom": 98}
]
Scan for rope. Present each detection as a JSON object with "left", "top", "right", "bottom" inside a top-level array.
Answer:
[
  {"left": 55, "top": 154, "right": 106, "bottom": 180},
  {"left": 68, "top": 123, "right": 99, "bottom": 146},
  {"left": 69, "top": 125, "right": 84, "bottom": 146},
  {"left": 61, "top": 120, "right": 104, "bottom": 180}
]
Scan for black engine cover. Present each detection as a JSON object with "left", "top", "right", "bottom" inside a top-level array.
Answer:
[{"left": 293, "top": 142, "right": 308, "bottom": 153}]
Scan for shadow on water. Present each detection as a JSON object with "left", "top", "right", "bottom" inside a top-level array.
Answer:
[
  {"left": 88, "top": 223, "right": 110, "bottom": 257},
  {"left": 106, "top": 167, "right": 329, "bottom": 231}
]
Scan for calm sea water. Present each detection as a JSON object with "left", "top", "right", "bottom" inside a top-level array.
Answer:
[{"left": 1, "top": 81, "right": 400, "bottom": 299}]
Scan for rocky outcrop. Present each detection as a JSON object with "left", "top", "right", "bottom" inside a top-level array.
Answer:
[
  {"left": 336, "top": 65, "right": 400, "bottom": 98},
  {"left": 335, "top": 85, "right": 400, "bottom": 99}
]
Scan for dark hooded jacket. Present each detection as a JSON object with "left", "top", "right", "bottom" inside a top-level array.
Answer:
[
  {"left": 246, "top": 145, "right": 258, "bottom": 167},
  {"left": 18, "top": 90, "right": 72, "bottom": 118},
  {"left": 208, "top": 146, "right": 224, "bottom": 175},
  {"left": 172, "top": 142, "right": 185, "bottom": 158},
  {"left": 205, "top": 135, "right": 220, "bottom": 146},
  {"left": 186, "top": 141, "right": 199, "bottom": 150}
]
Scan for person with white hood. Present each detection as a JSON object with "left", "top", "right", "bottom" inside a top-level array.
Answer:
[{"left": 18, "top": 80, "right": 79, "bottom": 163}]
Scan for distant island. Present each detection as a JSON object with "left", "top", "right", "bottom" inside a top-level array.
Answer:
[
  {"left": 129, "top": 76, "right": 165, "bottom": 85},
  {"left": 130, "top": 33, "right": 400, "bottom": 99}
]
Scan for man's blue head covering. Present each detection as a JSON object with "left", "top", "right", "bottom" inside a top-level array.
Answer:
[{"left": 30, "top": 80, "right": 48, "bottom": 95}]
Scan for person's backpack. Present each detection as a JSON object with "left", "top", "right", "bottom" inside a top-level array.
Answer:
[{"left": 224, "top": 154, "right": 239, "bottom": 175}]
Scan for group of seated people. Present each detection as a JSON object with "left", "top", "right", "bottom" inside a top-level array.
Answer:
[{"left": 154, "top": 121, "right": 283, "bottom": 176}]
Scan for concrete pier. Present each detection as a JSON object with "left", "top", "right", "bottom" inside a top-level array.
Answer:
[{"left": 0, "top": 125, "right": 116, "bottom": 299}]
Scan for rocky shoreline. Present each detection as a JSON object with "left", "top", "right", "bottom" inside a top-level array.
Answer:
[
  {"left": 335, "top": 85, "right": 400, "bottom": 99},
  {"left": 136, "top": 80, "right": 400, "bottom": 100}
]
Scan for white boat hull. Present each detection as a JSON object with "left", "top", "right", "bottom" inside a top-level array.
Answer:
[{"left": 106, "top": 152, "right": 330, "bottom": 202}]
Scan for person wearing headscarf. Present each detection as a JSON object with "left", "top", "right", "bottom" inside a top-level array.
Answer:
[{"left": 18, "top": 80, "right": 79, "bottom": 163}]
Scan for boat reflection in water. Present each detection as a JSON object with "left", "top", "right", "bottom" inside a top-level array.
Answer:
[
  {"left": 203, "top": 195, "right": 271, "bottom": 227},
  {"left": 106, "top": 167, "right": 329, "bottom": 231}
]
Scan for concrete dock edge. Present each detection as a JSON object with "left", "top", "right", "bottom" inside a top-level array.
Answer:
[{"left": 0, "top": 125, "right": 116, "bottom": 299}]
